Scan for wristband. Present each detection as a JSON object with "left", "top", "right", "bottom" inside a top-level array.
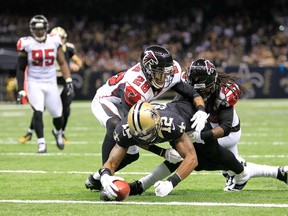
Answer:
[
  {"left": 167, "top": 173, "right": 182, "bottom": 187},
  {"left": 99, "top": 168, "right": 112, "bottom": 176},
  {"left": 200, "top": 130, "right": 213, "bottom": 141},
  {"left": 66, "top": 77, "right": 72, "bottom": 83},
  {"left": 196, "top": 105, "right": 205, "bottom": 112},
  {"left": 148, "top": 145, "right": 165, "bottom": 157}
]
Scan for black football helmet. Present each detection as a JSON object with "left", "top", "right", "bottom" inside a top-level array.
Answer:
[
  {"left": 187, "top": 58, "right": 218, "bottom": 99},
  {"left": 140, "top": 45, "right": 174, "bottom": 89},
  {"left": 29, "top": 15, "right": 49, "bottom": 42}
]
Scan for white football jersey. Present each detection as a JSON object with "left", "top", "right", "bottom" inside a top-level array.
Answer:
[
  {"left": 16, "top": 34, "right": 62, "bottom": 82},
  {"left": 95, "top": 60, "right": 183, "bottom": 106}
]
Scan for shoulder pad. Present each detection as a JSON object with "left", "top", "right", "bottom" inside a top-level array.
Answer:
[{"left": 218, "top": 83, "right": 240, "bottom": 107}]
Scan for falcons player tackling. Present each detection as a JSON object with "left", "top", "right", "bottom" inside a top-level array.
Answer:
[{"left": 85, "top": 45, "right": 208, "bottom": 190}]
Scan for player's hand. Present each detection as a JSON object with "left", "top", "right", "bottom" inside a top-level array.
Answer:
[
  {"left": 187, "top": 131, "right": 205, "bottom": 144},
  {"left": 164, "top": 148, "right": 183, "bottom": 164},
  {"left": 154, "top": 181, "right": 173, "bottom": 197},
  {"left": 100, "top": 174, "right": 124, "bottom": 200},
  {"left": 17, "top": 90, "right": 27, "bottom": 104},
  {"left": 191, "top": 110, "right": 209, "bottom": 132},
  {"left": 65, "top": 78, "right": 74, "bottom": 97}
]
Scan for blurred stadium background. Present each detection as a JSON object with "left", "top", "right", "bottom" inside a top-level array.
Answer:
[{"left": 1, "top": 0, "right": 288, "bottom": 101}]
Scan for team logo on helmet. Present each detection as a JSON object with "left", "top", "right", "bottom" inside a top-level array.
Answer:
[
  {"left": 142, "top": 50, "right": 158, "bottom": 68},
  {"left": 204, "top": 60, "right": 215, "bottom": 75}
]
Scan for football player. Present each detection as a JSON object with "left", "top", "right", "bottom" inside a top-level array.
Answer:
[
  {"left": 18, "top": 26, "right": 82, "bottom": 145},
  {"left": 129, "top": 58, "right": 288, "bottom": 195},
  {"left": 16, "top": 15, "right": 73, "bottom": 153},
  {"left": 85, "top": 45, "right": 208, "bottom": 190},
  {"left": 98, "top": 101, "right": 249, "bottom": 200}
]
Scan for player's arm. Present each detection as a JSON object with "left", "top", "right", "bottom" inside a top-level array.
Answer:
[
  {"left": 172, "top": 81, "right": 205, "bottom": 111},
  {"left": 70, "top": 54, "right": 83, "bottom": 72},
  {"left": 99, "top": 143, "right": 128, "bottom": 200},
  {"left": 170, "top": 133, "right": 198, "bottom": 183},
  {"left": 172, "top": 81, "right": 207, "bottom": 132},
  {"left": 154, "top": 132, "right": 198, "bottom": 197},
  {"left": 16, "top": 51, "right": 28, "bottom": 104},
  {"left": 201, "top": 106, "right": 234, "bottom": 141},
  {"left": 56, "top": 46, "right": 71, "bottom": 80},
  {"left": 102, "top": 143, "right": 128, "bottom": 174},
  {"left": 16, "top": 51, "right": 27, "bottom": 92}
]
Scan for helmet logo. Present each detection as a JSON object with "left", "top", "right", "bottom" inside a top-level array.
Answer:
[
  {"left": 204, "top": 60, "right": 215, "bottom": 75},
  {"left": 150, "top": 108, "right": 158, "bottom": 120},
  {"left": 142, "top": 50, "right": 158, "bottom": 68}
]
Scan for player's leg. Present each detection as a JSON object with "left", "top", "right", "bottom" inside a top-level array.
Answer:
[
  {"left": 46, "top": 82, "right": 64, "bottom": 150},
  {"left": 60, "top": 84, "right": 73, "bottom": 144},
  {"left": 26, "top": 81, "right": 46, "bottom": 153},
  {"left": 18, "top": 114, "right": 34, "bottom": 143}
]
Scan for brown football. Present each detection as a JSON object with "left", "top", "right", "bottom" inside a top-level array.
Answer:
[{"left": 113, "top": 180, "right": 130, "bottom": 201}]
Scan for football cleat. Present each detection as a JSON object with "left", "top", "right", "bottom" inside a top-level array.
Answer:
[
  {"left": 85, "top": 174, "right": 101, "bottom": 191},
  {"left": 222, "top": 172, "right": 234, "bottom": 187},
  {"left": 277, "top": 166, "right": 288, "bottom": 184},
  {"left": 129, "top": 180, "right": 144, "bottom": 196},
  {"left": 63, "top": 134, "right": 70, "bottom": 145},
  {"left": 224, "top": 167, "right": 250, "bottom": 192},
  {"left": 52, "top": 129, "right": 64, "bottom": 150},
  {"left": 37, "top": 142, "right": 47, "bottom": 154},
  {"left": 18, "top": 132, "right": 32, "bottom": 144}
]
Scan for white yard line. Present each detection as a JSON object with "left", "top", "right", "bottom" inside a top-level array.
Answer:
[{"left": 0, "top": 199, "right": 287, "bottom": 208}]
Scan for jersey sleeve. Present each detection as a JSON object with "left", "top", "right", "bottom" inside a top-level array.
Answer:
[
  {"left": 113, "top": 117, "right": 136, "bottom": 148},
  {"left": 16, "top": 37, "right": 29, "bottom": 52}
]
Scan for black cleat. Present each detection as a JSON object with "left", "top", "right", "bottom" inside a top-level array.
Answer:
[
  {"left": 129, "top": 180, "right": 144, "bottom": 196},
  {"left": 277, "top": 166, "right": 288, "bottom": 184},
  {"left": 85, "top": 174, "right": 101, "bottom": 191}
]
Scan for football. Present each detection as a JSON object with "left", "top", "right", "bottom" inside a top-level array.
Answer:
[{"left": 113, "top": 180, "right": 130, "bottom": 201}]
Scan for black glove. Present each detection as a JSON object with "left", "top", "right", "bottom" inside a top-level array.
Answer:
[{"left": 65, "top": 78, "right": 74, "bottom": 97}]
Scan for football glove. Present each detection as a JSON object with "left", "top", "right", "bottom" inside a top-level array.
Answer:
[
  {"left": 187, "top": 131, "right": 204, "bottom": 144},
  {"left": 100, "top": 174, "right": 124, "bottom": 201},
  {"left": 164, "top": 148, "right": 183, "bottom": 164},
  {"left": 191, "top": 110, "right": 209, "bottom": 132},
  {"left": 17, "top": 90, "right": 27, "bottom": 104},
  {"left": 65, "top": 78, "right": 74, "bottom": 97},
  {"left": 154, "top": 180, "right": 173, "bottom": 197}
]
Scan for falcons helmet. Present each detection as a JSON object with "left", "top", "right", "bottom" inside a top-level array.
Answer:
[
  {"left": 29, "top": 15, "right": 49, "bottom": 42},
  {"left": 140, "top": 45, "right": 174, "bottom": 89},
  {"left": 187, "top": 58, "right": 218, "bottom": 99}
]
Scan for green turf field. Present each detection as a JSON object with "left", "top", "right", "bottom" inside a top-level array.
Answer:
[{"left": 0, "top": 99, "right": 287, "bottom": 215}]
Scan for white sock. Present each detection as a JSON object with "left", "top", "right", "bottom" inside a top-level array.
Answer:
[
  {"left": 247, "top": 162, "right": 278, "bottom": 178},
  {"left": 139, "top": 163, "right": 172, "bottom": 191},
  {"left": 37, "top": 137, "right": 45, "bottom": 144},
  {"left": 93, "top": 171, "right": 100, "bottom": 180},
  {"left": 28, "top": 128, "right": 34, "bottom": 134}
]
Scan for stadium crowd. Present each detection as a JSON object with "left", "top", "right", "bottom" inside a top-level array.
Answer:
[{"left": 1, "top": 0, "right": 288, "bottom": 77}]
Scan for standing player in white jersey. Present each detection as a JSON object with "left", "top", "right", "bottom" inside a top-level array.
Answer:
[
  {"left": 16, "top": 15, "right": 73, "bottom": 153},
  {"left": 85, "top": 45, "right": 208, "bottom": 190},
  {"left": 18, "top": 26, "right": 83, "bottom": 145}
]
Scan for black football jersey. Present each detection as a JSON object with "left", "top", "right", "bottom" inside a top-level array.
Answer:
[{"left": 113, "top": 100, "right": 197, "bottom": 148}]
